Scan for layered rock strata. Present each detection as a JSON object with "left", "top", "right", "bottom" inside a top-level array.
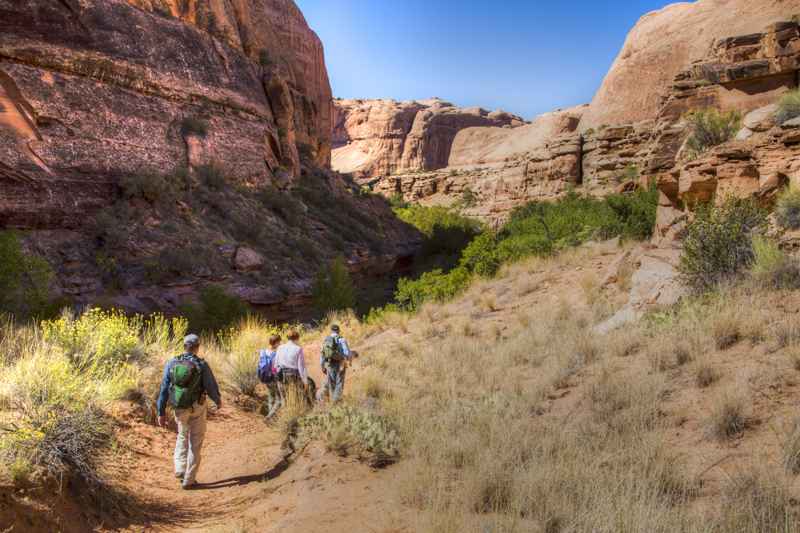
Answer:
[
  {"left": 332, "top": 98, "right": 526, "bottom": 178},
  {"left": 0, "top": 0, "right": 418, "bottom": 319}
]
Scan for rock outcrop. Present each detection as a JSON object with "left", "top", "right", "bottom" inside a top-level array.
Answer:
[
  {"left": 332, "top": 98, "right": 526, "bottom": 178},
  {"left": 346, "top": 8, "right": 800, "bottom": 224},
  {"left": 579, "top": 0, "right": 798, "bottom": 131},
  {"left": 0, "top": 0, "right": 418, "bottom": 320}
]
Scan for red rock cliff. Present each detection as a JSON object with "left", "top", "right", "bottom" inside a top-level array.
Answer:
[{"left": 0, "top": 0, "right": 418, "bottom": 319}]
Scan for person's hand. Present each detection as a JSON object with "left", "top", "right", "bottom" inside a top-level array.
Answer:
[
  {"left": 157, "top": 415, "right": 167, "bottom": 428},
  {"left": 322, "top": 367, "right": 327, "bottom": 375}
]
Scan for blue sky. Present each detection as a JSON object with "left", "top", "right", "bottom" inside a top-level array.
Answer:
[{"left": 295, "top": 0, "right": 685, "bottom": 119}]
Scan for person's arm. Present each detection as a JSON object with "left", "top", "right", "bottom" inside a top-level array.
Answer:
[
  {"left": 202, "top": 362, "right": 223, "bottom": 409},
  {"left": 156, "top": 361, "right": 172, "bottom": 425},
  {"left": 297, "top": 348, "right": 308, "bottom": 385}
]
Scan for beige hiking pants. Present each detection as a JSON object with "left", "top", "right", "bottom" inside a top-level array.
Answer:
[{"left": 174, "top": 402, "right": 207, "bottom": 484}]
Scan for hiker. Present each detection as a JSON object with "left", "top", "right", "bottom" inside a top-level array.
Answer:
[
  {"left": 257, "top": 334, "right": 282, "bottom": 418},
  {"left": 319, "top": 324, "right": 351, "bottom": 403},
  {"left": 274, "top": 330, "right": 309, "bottom": 408},
  {"left": 157, "top": 334, "right": 222, "bottom": 490}
]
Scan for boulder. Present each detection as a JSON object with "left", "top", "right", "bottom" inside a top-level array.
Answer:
[
  {"left": 233, "top": 247, "right": 265, "bottom": 272},
  {"left": 743, "top": 104, "right": 778, "bottom": 132}
]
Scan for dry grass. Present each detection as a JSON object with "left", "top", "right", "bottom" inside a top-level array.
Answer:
[
  {"left": 696, "top": 363, "right": 721, "bottom": 388},
  {"left": 706, "top": 389, "right": 749, "bottom": 441},
  {"left": 337, "top": 249, "right": 800, "bottom": 531}
]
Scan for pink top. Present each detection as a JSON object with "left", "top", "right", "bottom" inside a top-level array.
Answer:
[{"left": 274, "top": 341, "right": 308, "bottom": 385}]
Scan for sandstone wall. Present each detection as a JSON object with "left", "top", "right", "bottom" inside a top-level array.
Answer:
[
  {"left": 0, "top": 0, "right": 418, "bottom": 319},
  {"left": 579, "top": 0, "right": 799, "bottom": 131},
  {"left": 332, "top": 98, "right": 525, "bottom": 178}
]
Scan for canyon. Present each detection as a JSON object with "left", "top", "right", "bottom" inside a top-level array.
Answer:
[
  {"left": 333, "top": 0, "right": 800, "bottom": 224},
  {"left": 0, "top": 0, "right": 418, "bottom": 319},
  {"left": 1, "top": 0, "right": 800, "bottom": 319}
]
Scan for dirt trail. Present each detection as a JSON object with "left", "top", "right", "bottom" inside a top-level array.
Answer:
[{"left": 114, "top": 351, "right": 410, "bottom": 533}]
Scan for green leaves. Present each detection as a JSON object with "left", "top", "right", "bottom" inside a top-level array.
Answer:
[
  {"left": 312, "top": 256, "right": 356, "bottom": 314},
  {"left": 679, "top": 197, "right": 767, "bottom": 292}
]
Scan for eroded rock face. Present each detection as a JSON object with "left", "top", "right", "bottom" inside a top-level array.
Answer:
[
  {"left": 0, "top": 0, "right": 419, "bottom": 320},
  {"left": 364, "top": 105, "right": 586, "bottom": 221},
  {"left": 332, "top": 98, "right": 526, "bottom": 178},
  {"left": 579, "top": 0, "right": 799, "bottom": 131},
  {"left": 652, "top": 21, "right": 800, "bottom": 246}
]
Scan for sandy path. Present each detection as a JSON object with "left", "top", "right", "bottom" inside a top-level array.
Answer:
[{"left": 114, "top": 340, "right": 409, "bottom": 533}]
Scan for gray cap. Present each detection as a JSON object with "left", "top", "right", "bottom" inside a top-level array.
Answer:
[
  {"left": 331, "top": 324, "right": 340, "bottom": 333},
  {"left": 184, "top": 334, "right": 201, "bottom": 347}
]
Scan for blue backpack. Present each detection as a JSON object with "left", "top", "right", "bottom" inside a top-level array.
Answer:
[{"left": 257, "top": 349, "right": 276, "bottom": 383}]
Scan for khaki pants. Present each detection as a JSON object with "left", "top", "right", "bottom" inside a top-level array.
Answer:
[{"left": 174, "top": 402, "right": 207, "bottom": 484}]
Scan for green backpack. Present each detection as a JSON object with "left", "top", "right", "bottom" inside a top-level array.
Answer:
[
  {"left": 321, "top": 335, "right": 345, "bottom": 364},
  {"left": 169, "top": 355, "right": 204, "bottom": 409}
]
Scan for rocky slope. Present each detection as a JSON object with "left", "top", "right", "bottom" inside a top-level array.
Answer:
[
  {"left": 0, "top": 0, "right": 418, "bottom": 319},
  {"left": 332, "top": 98, "right": 526, "bottom": 178}
]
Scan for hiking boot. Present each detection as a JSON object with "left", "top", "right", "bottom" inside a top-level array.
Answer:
[
  {"left": 181, "top": 481, "right": 197, "bottom": 490},
  {"left": 175, "top": 472, "right": 185, "bottom": 479}
]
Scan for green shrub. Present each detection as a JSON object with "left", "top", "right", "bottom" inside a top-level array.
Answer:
[
  {"left": 0, "top": 231, "right": 56, "bottom": 319},
  {"left": 679, "top": 197, "right": 767, "bottom": 292},
  {"left": 119, "top": 171, "right": 176, "bottom": 204},
  {"left": 196, "top": 163, "right": 226, "bottom": 191},
  {"left": 42, "top": 308, "right": 142, "bottom": 391},
  {"left": 180, "top": 285, "right": 249, "bottom": 334},
  {"left": 751, "top": 236, "right": 800, "bottom": 290},
  {"left": 459, "top": 232, "right": 500, "bottom": 277},
  {"left": 605, "top": 184, "right": 659, "bottom": 240},
  {"left": 395, "top": 267, "right": 471, "bottom": 311},
  {"left": 312, "top": 256, "right": 356, "bottom": 314},
  {"left": 180, "top": 116, "right": 208, "bottom": 137},
  {"left": 497, "top": 192, "right": 620, "bottom": 261},
  {"left": 684, "top": 108, "right": 742, "bottom": 158},
  {"left": 776, "top": 185, "right": 800, "bottom": 229},
  {"left": 297, "top": 405, "right": 400, "bottom": 466},
  {"left": 777, "top": 89, "right": 800, "bottom": 125}
]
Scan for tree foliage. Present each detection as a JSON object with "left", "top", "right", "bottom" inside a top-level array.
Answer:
[{"left": 312, "top": 256, "right": 356, "bottom": 314}]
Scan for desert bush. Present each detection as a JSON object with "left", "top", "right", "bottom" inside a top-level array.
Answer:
[
  {"left": 684, "top": 108, "right": 742, "bottom": 158},
  {"left": 180, "top": 116, "right": 208, "bottom": 137},
  {"left": 775, "top": 184, "right": 800, "bottom": 229},
  {"left": 297, "top": 404, "right": 400, "bottom": 466},
  {"left": 679, "top": 197, "right": 767, "bottom": 292},
  {"left": 776, "top": 88, "right": 800, "bottom": 125},
  {"left": 394, "top": 204, "right": 482, "bottom": 267},
  {"left": 0, "top": 231, "right": 56, "bottom": 320},
  {"left": 751, "top": 236, "right": 800, "bottom": 289},
  {"left": 180, "top": 285, "right": 249, "bottom": 335},
  {"left": 42, "top": 308, "right": 142, "bottom": 389},
  {"left": 395, "top": 267, "right": 471, "bottom": 311},
  {"left": 119, "top": 171, "right": 176, "bottom": 204},
  {"left": 196, "top": 163, "right": 226, "bottom": 191},
  {"left": 706, "top": 391, "right": 749, "bottom": 440},
  {"left": 312, "top": 256, "right": 356, "bottom": 314},
  {"left": 696, "top": 363, "right": 720, "bottom": 388}
]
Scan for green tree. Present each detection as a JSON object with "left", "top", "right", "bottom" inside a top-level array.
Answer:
[
  {"left": 180, "top": 285, "right": 249, "bottom": 334},
  {"left": 0, "top": 231, "right": 55, "bottom": 319},
  {"left": 313, "top": 256, "right": 356, "bottom": 313}
]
